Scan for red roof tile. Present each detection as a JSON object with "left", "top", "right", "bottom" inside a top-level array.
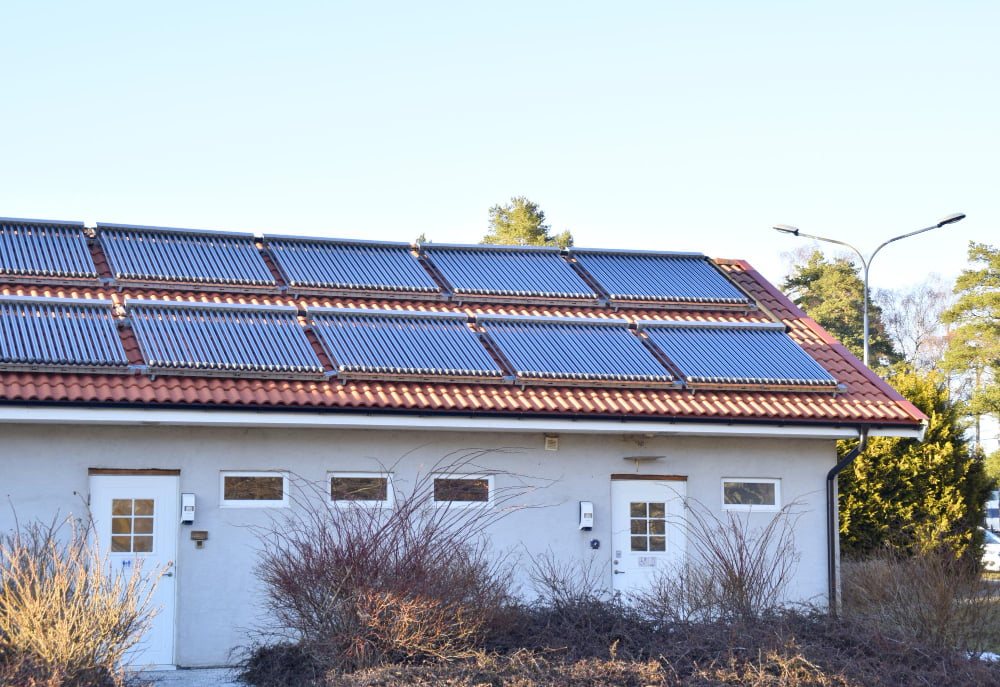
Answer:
[{"left": 0, "top": 256, "right": 927, "bottom": 429}]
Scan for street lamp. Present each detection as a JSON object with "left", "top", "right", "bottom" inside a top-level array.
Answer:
[{"left": 772, "top": 213, "right": 966, "bottom": 367}]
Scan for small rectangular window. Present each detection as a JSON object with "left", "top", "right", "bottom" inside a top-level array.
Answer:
[
  {"left": 221, "top": 472, "right": 288, "bottom": 507},
  {"left": 330, "top": 473, "right": 391, "bottom": 505},
  {"left": 432, "top": 475, "right": 492, "bottom": 505},
  {"left": 722, "top": 478, "right": 780, "bottom": 511}
]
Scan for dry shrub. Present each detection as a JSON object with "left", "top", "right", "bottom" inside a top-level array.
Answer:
[
  {"left": 0, "top": 515, "right": 160, "bottom": 686},
  {"left": 636, "top": 499, "right": 802, "bottom": 625},
  {"left": 842, "top": 546, "right": 1000, "bottom": 653},
  {"left": 500, "top": 551, "right": 653, "bottom": 660},
  {"left": 245, "top": 451, "right": 529, "bottom": 676},
  {"left": 339, "top": 589, "right": 484, "bottom": 666},
  {"left": 317, "top": 613, "right": 1000, "bottom": 686}
]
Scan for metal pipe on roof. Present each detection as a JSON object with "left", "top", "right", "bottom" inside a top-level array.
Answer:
[{"left": 827, "top": 427, "right": 868, "bottom": 616}]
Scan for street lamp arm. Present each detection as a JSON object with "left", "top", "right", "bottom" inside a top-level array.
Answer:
[
  {"left": 868, "top": 214, "right": 966, "bottom": 263},
  {"left": 771, "top": 213, "right": 965, "bottom": 368},
  {"left": 869, "top": 224, "right": 940, "bottom": 263},
  {"left": 772, "top": 226, "right": 865, "bottom": 265}
]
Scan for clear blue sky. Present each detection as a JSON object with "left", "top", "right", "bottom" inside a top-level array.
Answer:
[{"left": 1, "top": 1, "right": 996, "bottom": 289}]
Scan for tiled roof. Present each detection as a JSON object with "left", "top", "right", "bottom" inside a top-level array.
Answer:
[{"left": 0, "top": 223, "right": 927, "bottom": 429}]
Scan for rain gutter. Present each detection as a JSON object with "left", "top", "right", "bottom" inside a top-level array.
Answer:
[{"left": 827, "top": 427, "right": 869, "bottom": 615}]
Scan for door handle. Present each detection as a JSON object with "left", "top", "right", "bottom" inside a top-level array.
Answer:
[
  {"left": 614, "top": 570, "right": 626, "bottom": 574},
  {"left": 163, "top": 572, "right": 174, "bottom": 577}
]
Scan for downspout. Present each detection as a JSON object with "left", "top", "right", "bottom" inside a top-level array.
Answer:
[{"left": 827, "top": 427, "right": 868, "bottom": 615}]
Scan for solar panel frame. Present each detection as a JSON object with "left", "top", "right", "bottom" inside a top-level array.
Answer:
[
  {"left": 265, "top": 236, "right": 442, "bottom": 297},
  {"left": 637, "top": 320, "right": 838, "bottom": 389},
  {"left": 0, "top": 217, "right": 98, "bottom": 280},
  {"left": 0, "top": 296, "right": 128, "bottom": 371},
  {"left": 308, "top": 307, "right": 504, "bottom": 383},
  {"left": 126, "top": 300, "right": 325, "bottom": 378},
  {"left": 421, "top": 243, "right": 600, "bottom": 302},
  {"left": 569, "top": 248, "right": 752, "bottom": 307},
  {"left": 97, "top": 223, "right": 277, "bottom": 289},
  {"left": 475, "top": 314, "right": 676, "bottom": 386}
]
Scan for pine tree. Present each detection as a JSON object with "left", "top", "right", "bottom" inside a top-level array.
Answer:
[
  {"left": 482, "top": 197, "right": 573, "bottom": 248},
  {"left": 782, "top": 250, "right": 898, "bottom": 365},
  {"left": 941, "top": 242, "right": 1000, "bottom": 438}
]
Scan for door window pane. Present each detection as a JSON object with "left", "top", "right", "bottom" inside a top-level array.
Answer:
[
  {"left": 629, "top": 501, "right": 668, "bottom": 553},
  {"left": 109, "top": 498, "right": 155, "bottom": 553}
]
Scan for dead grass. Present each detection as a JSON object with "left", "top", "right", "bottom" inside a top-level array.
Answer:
[{"left": 842, "top": 547, "right": 1000, "bottom": 655}]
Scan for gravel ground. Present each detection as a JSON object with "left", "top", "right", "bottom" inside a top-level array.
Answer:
[{"left": 141, "top": 667, "right": 242, "bottom": 687}]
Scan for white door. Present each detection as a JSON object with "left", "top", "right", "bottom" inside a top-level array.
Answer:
[
  {"left": 611, "top": 478, "right": 687, "bottom": 596},
  {"left": 90, "top": 474, "right": 178, "bottom": 669}
]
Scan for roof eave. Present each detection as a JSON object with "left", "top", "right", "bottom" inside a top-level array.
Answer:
[{"left": 0, "top": 403, "right": 925, "bottom": 440}]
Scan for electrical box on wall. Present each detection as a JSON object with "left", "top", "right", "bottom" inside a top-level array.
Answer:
[
  {"left": 579, "top": 501, "right": 594, "bottom": 530},
  {"left": 181, "top": 493, "right": 196, "bottom": 524}
]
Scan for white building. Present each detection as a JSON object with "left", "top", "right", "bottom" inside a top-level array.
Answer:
[{"left": 0, "top": 217, "right": 925, "bottom": 667}]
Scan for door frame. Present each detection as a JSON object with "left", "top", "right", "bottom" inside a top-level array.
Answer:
[
  {"left": 610, "top": 474, "right": 688, "bottom": 596},
  {"left": 88, "top": 469, "right": 179, "bottom": 669}
]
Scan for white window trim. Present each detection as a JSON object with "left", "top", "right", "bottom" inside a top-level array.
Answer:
[
  {"left": 431, "top": 473, "right": 494, "bottom": 508},
  {"left": 328, "top": 472, "right": 394, "bottom": 507},
  {"left": 721, "top": 477, "right": 780, "bottom": 512},
  {"left": 220, "top": 471, "right": 289, "bottom": 508}
]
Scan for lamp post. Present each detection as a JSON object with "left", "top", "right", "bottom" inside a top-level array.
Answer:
[{"left": 773, "top": 213, "right": 966, "bottom": 367}]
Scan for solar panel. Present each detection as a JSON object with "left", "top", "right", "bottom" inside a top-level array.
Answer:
[
  {"left": 97, "top": 224, "right": 276, "bottom": 287},
  {"left": 637, "top": 321, "right": 837, "bottom": 387},
  {"left": 266, "top": 236, "right": 440, "bottom": 295},
  {"left": 476, "top": 315, "right": 674, "bottom": 385},
  {"left": 0, "top": 296, "right": 127, "bottom": 369},
  {"left": 0, "top": 217, "right": 97, "bottom": 279},
  {"left": 422, "top": 244, "right": 598, "bottom": 300},
  {"left": 570, "top": 249, "right": 750, "bottom": 305},
  {"left": 309, "top": 308, "right": 503, "bottom": 381},
  {"left": 127, "top": 300, "right": 323, "bottom": 377}
]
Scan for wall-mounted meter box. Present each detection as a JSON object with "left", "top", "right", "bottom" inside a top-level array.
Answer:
[
  {"left": 181, "top": 493, "right": 196, "bottom": 524},
  {"left": 579, "top": 501, "right": 594, "bottom": 530}
]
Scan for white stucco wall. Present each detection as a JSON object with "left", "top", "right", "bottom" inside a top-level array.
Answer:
[{"left": 0, "top": 421, "right": 835, "bottom": 666}]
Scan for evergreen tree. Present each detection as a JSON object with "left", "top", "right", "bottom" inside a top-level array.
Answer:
[
  {"left": 482, "top": 196, "right": 573, "bottom": 248},
  {"left": 782, "top": 250, "right": 898, "bottom": 365},
  {"left": 838, "top": 366, "right": 992, "bottom": 559},
  {"left": 941, "top": 242, "right": 1000, "bottom": 437}
]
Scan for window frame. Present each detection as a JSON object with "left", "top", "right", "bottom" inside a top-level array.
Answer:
[
  {"left": 431, "top": 473, "right": 494, "bottom": 508},
  {"left": 328, "top": 471, "right": 394, "bottom": 507},
  {"left": 220, "top": 471, "right": 289, "bottom": 508},
  {"left": 721, "top": 477, "right": 781, "bottom": 512}
]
